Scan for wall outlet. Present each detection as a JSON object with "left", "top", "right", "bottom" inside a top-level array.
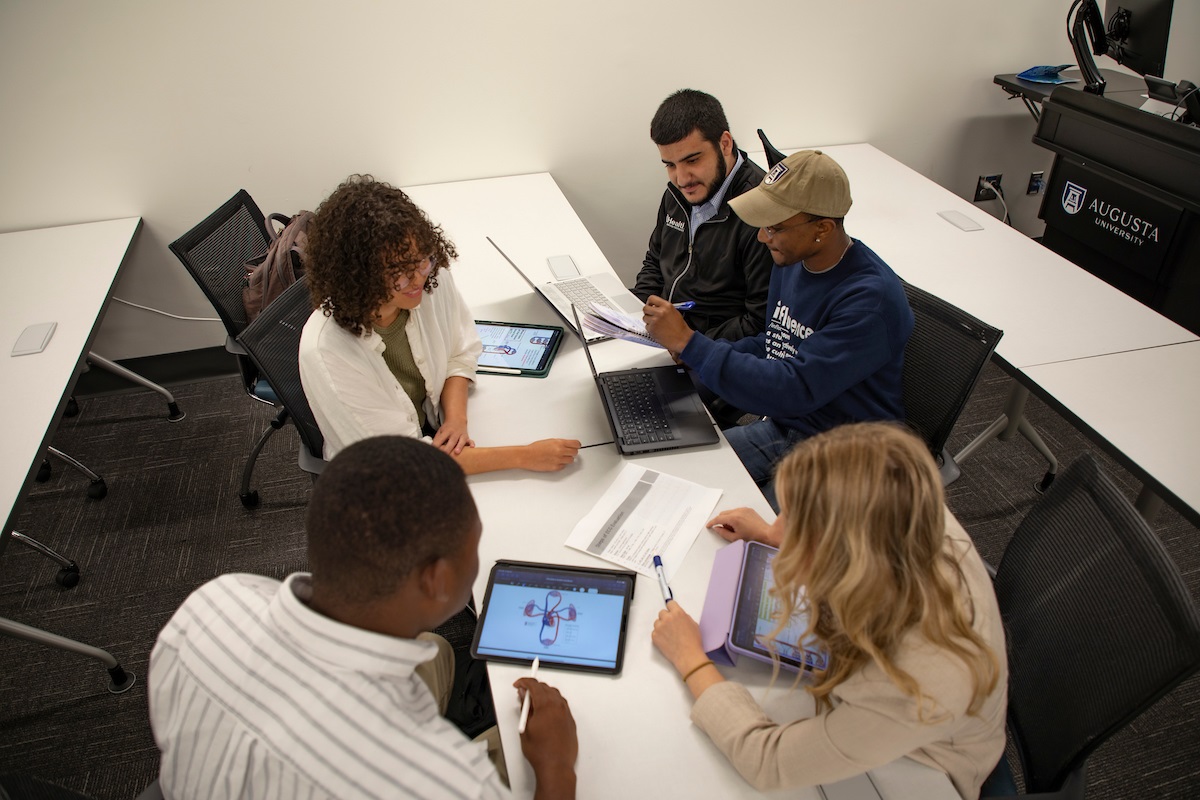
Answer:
[
  {"left": 1027, "top": 171, "right": 1045, "bottom": 195},
  {"left": 974, "top": 174, "right": 1003, "bottom": 202}
]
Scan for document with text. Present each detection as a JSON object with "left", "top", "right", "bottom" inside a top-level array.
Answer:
[{"left": 565, "top": 463, "right": 722, "bottom": 578}]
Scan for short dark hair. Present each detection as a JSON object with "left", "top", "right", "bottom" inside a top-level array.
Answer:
[
  {"left": 306, "top": 174, "right": 458, "bottom": 337},
  {"left": 650, "top": 89, "right": 730, "bottom": 148},
  {"left": 306, "top": 436, "right": 478, "bottom": 604}
]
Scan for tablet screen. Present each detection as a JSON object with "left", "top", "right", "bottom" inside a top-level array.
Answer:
[
  {"left": 471, "top": 561, "right": 635, "bottom": 674},
  {"left": 731, "top": 542, "right": 828, "bottom": 672},
  {"left": 475, "top": 321, "right": 562, "bottom": 375}
]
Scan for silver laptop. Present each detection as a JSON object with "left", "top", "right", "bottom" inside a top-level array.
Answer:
[
  {"left": 571, "top": 305, "right": 718, "bottom": 455},
  {"left": 487, "top": 236, "right": 645, "bottom": 342}
]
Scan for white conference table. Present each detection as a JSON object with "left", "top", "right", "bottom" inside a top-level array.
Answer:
[
  {"left": 0, "top": 218, "right": 142, "bottom": 553},
  {"left": 809, "top": 143, "right": 1198, "bottom": 523},
  {"left": 811, "top": 143, "right": 1196, "bottom": 370},
  {"left": 404, "top": 175, "right": 961, "bottom": 799},
  {"left": 0, "top": 218, "right": 141, "bottom": 692},
  {"left": 1022, "top": 340, "right": 1200, "bottom": 523}
]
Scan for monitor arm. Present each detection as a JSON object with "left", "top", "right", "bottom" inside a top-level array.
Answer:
[{"left": 1069, "top": 0, "right": 1109, "bottom": 94}]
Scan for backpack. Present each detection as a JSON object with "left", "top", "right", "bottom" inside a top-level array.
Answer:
[{"left": 242, "top": 210, "right": 313, "bottom": 324}]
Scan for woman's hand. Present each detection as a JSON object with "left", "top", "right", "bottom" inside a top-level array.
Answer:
[
  {"left": 520, "top": 439, "right": 582, "bottom": 472},
  {"left": 653, "top": 602, "right": 726, "bottom": 699},
  {"left": 651, "top": 601, "right": 708, "bottom": 675},
  {"left": 707, "top": 508, "right": 779, "bottom": 547},
  {"left": 433, "top": 417, "right": 473, "bottom": 455}
]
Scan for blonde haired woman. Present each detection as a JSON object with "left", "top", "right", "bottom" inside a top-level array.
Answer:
[{"left": 651, "top": 422, "right": 1007, "bottom": 800}]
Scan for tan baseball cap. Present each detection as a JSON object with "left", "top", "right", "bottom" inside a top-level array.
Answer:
[{"left": 729, "top": 150, "right": 852, "bottom": 227}]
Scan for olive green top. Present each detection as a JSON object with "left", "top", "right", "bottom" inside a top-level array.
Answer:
[{"left": 374, "top": 309, "right": 427, "bottom": 429}]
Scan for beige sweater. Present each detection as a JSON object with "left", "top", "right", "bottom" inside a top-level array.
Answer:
[{"left": 691, "top": 510, "right": 1007, "bottom": 800}]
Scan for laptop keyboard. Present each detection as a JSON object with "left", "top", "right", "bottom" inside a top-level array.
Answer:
[
  {"left": 605, "top": 373, "right": 675, "bottom": 444},
  {"left": 556, "top": 278, "right": 618, "bottom": 311}
]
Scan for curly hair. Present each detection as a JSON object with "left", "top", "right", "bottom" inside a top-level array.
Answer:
[
  {"left": 769, "top": 422, "right": 1001, "bottom": 719},
  {"left": 305, "top": 174, "right": 459, "bottom": 336}
]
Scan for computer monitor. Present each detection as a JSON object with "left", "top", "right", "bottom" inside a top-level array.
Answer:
[
  {"left": 1105, "top": 0, "right": 1174, "bottom": 78},
  {"left": 1068, "top": 0, "right": 1174, "bottom": 94}
]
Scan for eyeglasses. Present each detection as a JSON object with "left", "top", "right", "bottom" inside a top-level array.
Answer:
[
  {"left": 389, "top": 255, "right": 435, "bottom": 292},
  {"left": 763, "top": 217, "right": 825, "bottom": 239}
]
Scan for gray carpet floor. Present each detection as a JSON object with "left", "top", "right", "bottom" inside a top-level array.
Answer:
[{"left": 1, "top": 362, "right": 1197, "bottom": 799}]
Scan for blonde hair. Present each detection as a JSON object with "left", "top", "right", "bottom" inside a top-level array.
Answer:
[{"left": 769, "top": 422, "right": 1000, "bottom": 718}]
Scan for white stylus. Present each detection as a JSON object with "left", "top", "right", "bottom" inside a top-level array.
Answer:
[{"left": 517, "top": 657, "right": 539, "bottom": 734}]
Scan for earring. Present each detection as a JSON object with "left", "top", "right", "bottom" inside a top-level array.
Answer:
[{"left": 815, "top": 238, "right": 821, "bottom": 243}]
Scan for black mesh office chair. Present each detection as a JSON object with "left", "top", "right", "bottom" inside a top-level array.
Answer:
[
  {"left": 235, "top": 277, "right": 325, "bottom": 483},
  {"left": 756, "top": 129, "right": 788, "bottom": 169},
  {"left": 168, "top": 190, "right": 283, "bottom": 507},
  {"left": 900, "top": 281, "right": 1003, "bottom": 485},
  {"left": 983, "top": 453, "right": 1200, "bottom": 798}
]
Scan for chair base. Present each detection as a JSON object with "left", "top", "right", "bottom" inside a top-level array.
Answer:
[
  {"left": 9, "top": 531, "right": 81, "bottom": 588},
  {"left": 0, "top": 616, "right": 136, "bottom": 694}
]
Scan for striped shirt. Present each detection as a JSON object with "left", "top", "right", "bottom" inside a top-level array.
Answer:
[{"left": 149, "top": 573, "right": 507, "bottom": 800}]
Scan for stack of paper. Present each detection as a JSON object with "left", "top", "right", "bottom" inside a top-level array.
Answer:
[{"left": 579, "top": 302, "right": 663, "bottom": 348}]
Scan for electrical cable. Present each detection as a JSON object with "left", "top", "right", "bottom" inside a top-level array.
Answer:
[
  {"left": 982, "top": 179, "right": 1011, "bottom": 226},
  {"left": 110, "top": 296, "right": 220, "bottom": 322},
  {"left": 1172, "top": 86, "right": 1198, "bottom": 125}
]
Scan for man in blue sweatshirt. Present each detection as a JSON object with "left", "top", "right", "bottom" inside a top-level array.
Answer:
[{"left": 643, "top": 150, "right": 913, "bottom": 508}]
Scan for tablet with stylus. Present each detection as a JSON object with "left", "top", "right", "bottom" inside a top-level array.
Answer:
[{"left": 470, "top": 560, "right": 636, "bottom": 675}]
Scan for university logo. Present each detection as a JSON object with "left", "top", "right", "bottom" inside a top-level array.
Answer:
[
  {"left": 664, "top": 215, "right": 686, "bottom": 233},
  {"left": 1062, "top": 181, "right": 1086, "bottom": 215},
  {"left": 765, "top": 163, "right": 789, "bottom": 185}
]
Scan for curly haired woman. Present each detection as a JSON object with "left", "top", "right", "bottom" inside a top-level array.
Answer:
[
  {"left": 651, "top": 422, "right": 1006, "bottom": 799},
  {"left": 299, "top": 175, "right": 580, "bottom": 474}
]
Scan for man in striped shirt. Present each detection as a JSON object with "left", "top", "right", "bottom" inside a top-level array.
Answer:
[{"left": 149, "top": 436, "right": 578, "bottom": 799}]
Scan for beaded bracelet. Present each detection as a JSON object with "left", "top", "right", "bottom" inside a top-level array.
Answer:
[{"left": 681, "top": 660, "right": 715, "bottom": 682}]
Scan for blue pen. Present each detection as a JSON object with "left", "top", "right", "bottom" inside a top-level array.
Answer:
[
  {"left": 673, "top": 301, "right": 696, "bottom": 311},
  {"left": 652, "top": 555, "right": 674, "bottom": 605}
]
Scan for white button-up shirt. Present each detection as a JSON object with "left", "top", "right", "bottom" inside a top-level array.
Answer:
[
  {"left": 299, "top": 270, "right": 483, "bottom": 459},
  {"left": 149, "top": 573, "right": 507, "bottom": 800}
]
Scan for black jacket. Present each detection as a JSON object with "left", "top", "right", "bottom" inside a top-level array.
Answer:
[{"left": 633, "top": 151, "right": 773, "bottom": 341}]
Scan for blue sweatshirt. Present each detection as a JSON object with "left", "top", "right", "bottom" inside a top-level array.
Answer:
[{"left": 681, "top": 240, "right": 913, "bottom": 436}]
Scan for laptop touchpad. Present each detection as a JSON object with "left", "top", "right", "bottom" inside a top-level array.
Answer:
[
  {"left": 616, "top": 294, "right": 645, "bottom": 314},
  {"left": 664, "top": 392, "right": 703, "bottom": 415}
]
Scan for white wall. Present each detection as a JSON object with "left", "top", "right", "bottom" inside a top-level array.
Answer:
[{"left": 1, "top": 0, "right": 1194, "bottom": 360}]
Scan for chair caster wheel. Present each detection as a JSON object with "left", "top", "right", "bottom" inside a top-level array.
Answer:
[
  {"left": 87, "top": 479, "right": 108, "bottom": 500},
  {"left": 65, "top": 397, "right": 79, "bottom": 417},
  {"left": 56, "top": 565, "right": 81, "bottom": 588},
  {"left": 37, "top": 459, "right": 52, "bottom": 482},
  {"left": 240, "top": 490, "right": 260, "bottom": 509}
]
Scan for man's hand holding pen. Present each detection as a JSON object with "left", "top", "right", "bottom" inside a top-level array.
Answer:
[{"left": 643, "top": 295, "right": 695, "bottom": 353}]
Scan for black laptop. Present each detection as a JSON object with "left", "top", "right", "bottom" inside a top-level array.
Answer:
[{"left": 571, "top": 305, "right": 719, "bottom": 455}]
